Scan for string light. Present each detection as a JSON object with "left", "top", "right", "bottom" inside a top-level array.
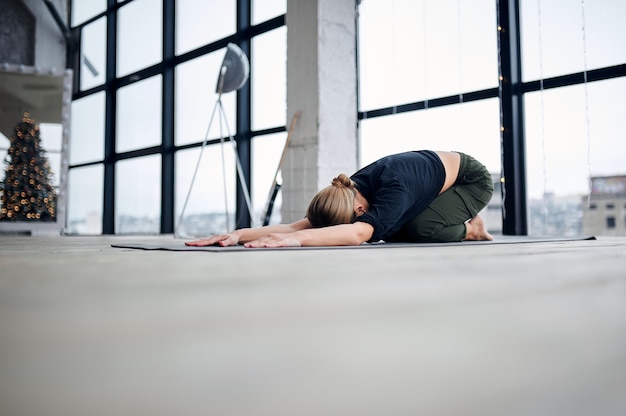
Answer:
[{"left": 496, "top": 0, "right": 506, "bottom": 221}]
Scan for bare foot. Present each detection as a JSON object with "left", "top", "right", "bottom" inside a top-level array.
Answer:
[{"left": 464, "top": 215, "right": 493, "bottom": 241}]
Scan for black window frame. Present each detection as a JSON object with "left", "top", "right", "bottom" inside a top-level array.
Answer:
[{"left": 67, "top": 0, "right": 626, "bottom": 235}]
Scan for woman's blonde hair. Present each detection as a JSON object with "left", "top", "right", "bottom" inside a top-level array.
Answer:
[{"left": 306, "top": 174, "right": 357, "bottom": 227}]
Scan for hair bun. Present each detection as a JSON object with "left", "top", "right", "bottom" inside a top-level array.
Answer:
[{"left": 332, "top": 173, "right": 354, "bottom": 189}]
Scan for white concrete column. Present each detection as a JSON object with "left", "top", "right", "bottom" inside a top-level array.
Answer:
[{"left": 282, "top": 0, "right": 358, "bottom": 223}]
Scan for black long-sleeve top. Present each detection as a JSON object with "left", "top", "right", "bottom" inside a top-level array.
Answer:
[{"left": 351, "top": 150, "right": 446, "bottom": 242}]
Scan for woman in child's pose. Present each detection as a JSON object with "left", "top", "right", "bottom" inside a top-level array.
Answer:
[{"left": 186, "top": 150, "right": 494, "bottom": 248}]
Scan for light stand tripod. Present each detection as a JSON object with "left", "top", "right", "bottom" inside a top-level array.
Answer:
[{"left": 175, "top": 43, "right": 254, "bottom": 238}]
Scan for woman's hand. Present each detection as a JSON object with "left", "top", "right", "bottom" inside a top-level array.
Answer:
[
  {"left": 185, "top": 232, "right": 240, "bottom": 247},
  {"left": 243, "top": 233, "right": 301, "bottom": 248}
]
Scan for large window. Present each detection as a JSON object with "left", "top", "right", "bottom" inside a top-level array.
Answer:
[
  {"left": 68, "top": 0, "right": 625, "bottom": 236},
  {"left": 358, "top": 0, "right": 501, "bottom": 233},
  {"left": 358, "top": 0, "right": 626, "bottom": 236},
  {"left": 520, "top": 0, "right": 626, "bottom": 235},
  {"left": 69, "top": 0, "right": 287, "bottom": 235}
]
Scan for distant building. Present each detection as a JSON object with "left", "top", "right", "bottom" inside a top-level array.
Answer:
[
  {"left": 529, "top": 193, "right": 583, "bottom": 236},
  {"left": 583, "top": 175, "right": 626, "bottom": 236},
  {"left": 486, "top": 173, "right": 586, "bottom": 236}
]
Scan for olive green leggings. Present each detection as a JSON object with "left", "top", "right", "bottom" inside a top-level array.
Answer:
[{"left": 392, "top": 152, "right": 494, "bottom": 243}]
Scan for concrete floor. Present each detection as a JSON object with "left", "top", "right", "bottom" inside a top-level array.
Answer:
[{"left": 0, "top": 234, "right": 625, "bottom": 416}]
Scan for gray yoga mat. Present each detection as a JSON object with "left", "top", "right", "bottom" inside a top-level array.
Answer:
[{"left": 111, "top": 235, "right": 596, "bottom": 252}]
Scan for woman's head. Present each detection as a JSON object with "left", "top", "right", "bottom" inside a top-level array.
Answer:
[{"left": 306, "top": 174, "right": 357, "bottom": 227}]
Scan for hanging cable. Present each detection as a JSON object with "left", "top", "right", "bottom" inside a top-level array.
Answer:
[
  {"left": 391, "top": 0, "right": 397, "bottom": 114},
  {"left": 457, "top": 0, "right": 464, "bottom": 104},
  {"left": 422, "top": 0, "right": 429, "bottom": 109},
  {"left": 537, "top": 0, "right": 548, "bottom": 232},
  {"left": 581, "top": 0, "right": 593, "bottom": 207}
]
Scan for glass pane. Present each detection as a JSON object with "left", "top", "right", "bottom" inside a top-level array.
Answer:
[
  {"left": 0, "top": 131, "right": 8, "bottom": 171},
  {"left": 117, "top": 0, "right": 162, "bottom": 77},
  {"left": 70, "top": 92, "right": 105, "bottom": 165},
  {"left": 67, "top": 164, "right": 103, "bottom": 235},
  {"left": 586, "top": 78, "right": 626, "bottom": 179},
  {"left": 71, "top": 0, "right": 106, "bottom": 26},
  {"left": 252, "top": 27, "right": 286, "bottom": 131},
  {"left": 525, "top": 78, "right": 626, "bottom": 236},
  {"left": 80, "top": 17, "right": 106, "bottom": 90},
  {"left": 175, "top": 145, "right": 237, "bottom": 237},
  {"left": 175, "top": 0, "right": 235, "bottom": 56},
  {"left": 0, "top": 132, "right": 8, "bottom": 215},
  {"left": 359, "top": 99, "right": 502, "bottom": 233},
  {"left": 175, "top": 51, "right": 236, "bottom": 147},
  {"left": 252, "top": 132, "right": 288, "bottom": 225},
  {"left": 116, "top": 76, "right": 162, "bottom": 153},
  {"left": 252, "top": 0, "right": 286, "bottom": 25},
  {"left": 115, "top": 155, "right": 161, "bottom": 234},
  {"left": 358, "top": 0, "right": 498, "bottom": 112},
  {"left": 359, "top": 100, "right": 501, "bottom": 170},
  {"left": 521, "top": 0, "right": 626, "bottom": 81},
  {"left": 39, "top": 123, "right": 63, "bottom": 189}
]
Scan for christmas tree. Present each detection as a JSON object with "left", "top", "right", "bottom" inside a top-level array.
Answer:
[{"left": 0, "top": 112, "right": 57, "bottom": 221}]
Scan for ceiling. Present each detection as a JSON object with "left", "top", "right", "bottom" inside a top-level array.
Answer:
[{"left": 0, "top": 70, "right": 66, "bottom": 139}]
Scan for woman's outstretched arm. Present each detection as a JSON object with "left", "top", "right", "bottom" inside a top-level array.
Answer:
[
  {"left": 185, "top": 218, "right": 313, "bottom": 247},
  {"left": 243, "top": 221, "right": 375, "bottom": 248}
]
